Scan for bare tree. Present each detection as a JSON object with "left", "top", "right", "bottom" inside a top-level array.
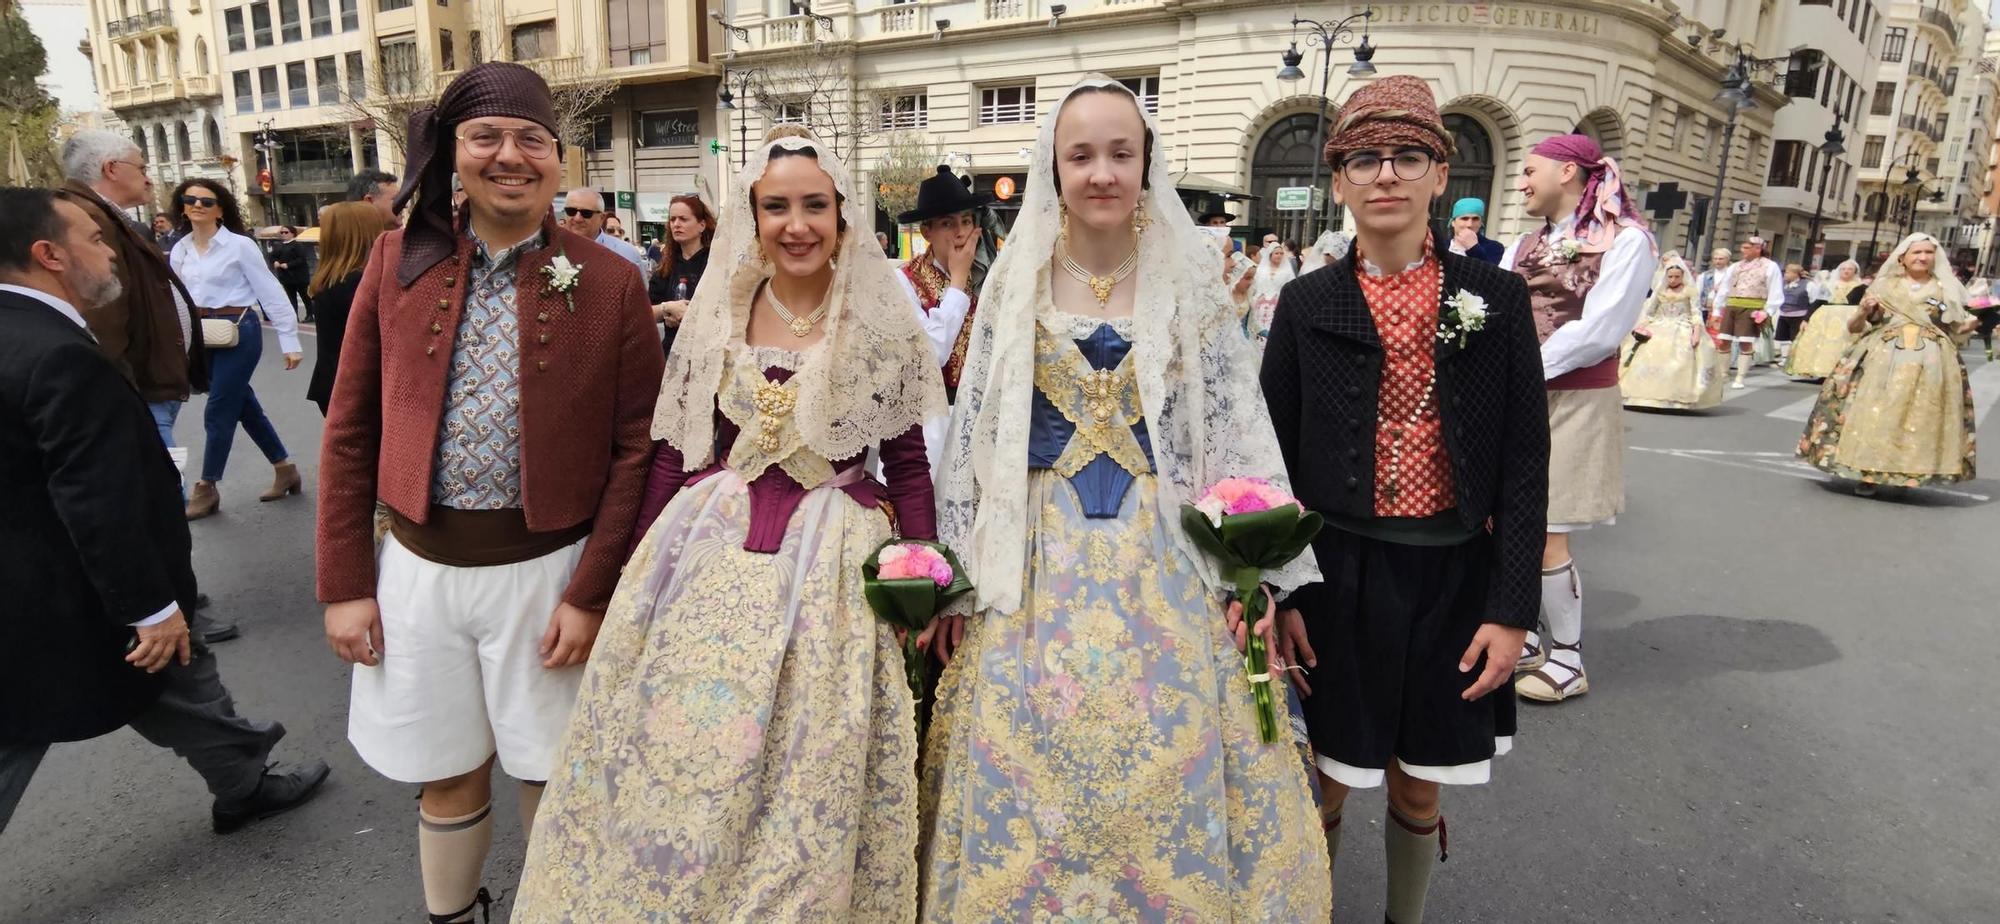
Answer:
[
  {"left": 744, "top": 44, "right": 875, "bottom": 163},
  {"left": 334, "top": 43, "right": 435, "bottom": 166}
]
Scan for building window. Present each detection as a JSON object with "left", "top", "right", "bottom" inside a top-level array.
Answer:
[
  {"left": 511, "top": 20, "right": 556, "bottom": 60},
  {"left": 258, "top": 64, "right": 279, "bottom": 109},
  {"left": 1768, "top": 140, "right": 1805, "bottom": 188},
  {"left": 878, "top": 92, "right": 928, "bottom": 130},
  {"left": 1864, "top": 191, "right": 1887, "bottom": 220},
  {"left": 1118, "top": 75, "right": 1161, "bottom": 115},
  {"left": 379, "top": 0, "right": 411, "bottom": 11},
  {"left": 340, "top": 0, "right": 357, "bottom": 30},
  {"left": 1881, "top": 27, "right": 1904, "bottom": 63},
  {"left": 1871, "top": 81, "right": 1895, "bottom": 115},
  {"left": 286, "top": 61, "right": 308, "bottom": 107},
  {"left": 251, "top": 1, "right": 272, "bottom": 47},
  {"left": 1783, "top": 50, "right": 1822, "bottom": 99},
  {"left": 308, "top": 0, "right": 330, "bottom": 36},
  {"left": 345, "top": 51, "right": 364, "bottom": 99},
  {"left": 381, "top": 38, "right": 418, "bottom": 94},
  {"left": 589, "top": 114, "right": 612, "bottom": 151},
  {"left": 607, "top": 0, "right": 666, "bottom": 68},
  {"left": 979, "top": 84, "right": 1037, "bottom": 125},
  {"left": 225, "top": 8, "right": 246, "bottom": 52},
  {"left": 774, "top": 99, "right": 808, "bottom": 124},
  {"left": 1862, "top": 135, "right": 1883, "bottom": 168},
  {"left": 316, "top": 56, "right": 338, "bottom": 104},
  {"left": 469, "top": 30, "right": 483, "bottom": 65},
  {"left": 440, "top": 29, "right": 455, "bottom": 71},
  {"left": 233, "top": 69, "right": 254, "bottom": 114},
  {"left": 175, "top": 123, "right": 190, "bottom": 162},
  {"left": 278, "top": 0, "right": 300, "bottom": 42}
]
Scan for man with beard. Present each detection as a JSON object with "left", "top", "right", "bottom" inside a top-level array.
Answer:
[{"left": 0, "top": 187, "right": 329, "bottom": 834}]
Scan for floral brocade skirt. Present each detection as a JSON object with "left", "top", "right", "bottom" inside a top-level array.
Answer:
[
  {"left": 514, "top": 471, "right": 918, "bottom": 923},
  {"left": 1620, "top": 319, "right": 1725, "bottom": 410},
  {"left": 1798, "top": 329, "right": 1976, "bottom": 486},
  {"left": 918, "top": 471, "right": 1329, "bottom": 922}
]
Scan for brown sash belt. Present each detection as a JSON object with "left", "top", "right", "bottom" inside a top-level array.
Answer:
[{"left": 198, "top": 306, "right": 255, "bottom": 320}]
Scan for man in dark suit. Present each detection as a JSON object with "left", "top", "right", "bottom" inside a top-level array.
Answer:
[
  {"left": 0, "top": 187, "right": 329, "bottom": 835},
  {"left": 58, "top": 129, "right": 238, "bottom": 644},
  {"left": 268, "top": 225, "right": 315, "bottom": 321},
  {"left": 1258, "top": 77, "right": 1548, "bottom": 924}
]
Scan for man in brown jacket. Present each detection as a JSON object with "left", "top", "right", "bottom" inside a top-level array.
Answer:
[
  {"left": 314, "top": 63, "right": 663, "bottom": 924},
  {"left": 59, "top": 130, "right": 234, "bottom": 643}
]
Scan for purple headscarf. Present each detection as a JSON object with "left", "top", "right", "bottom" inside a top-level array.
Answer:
[{"left": 1531, "top": 134, "right": 1652, "bottom": 255}]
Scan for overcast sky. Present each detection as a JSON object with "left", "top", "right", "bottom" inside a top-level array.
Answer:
[{"left": 22, "top": 0, "right": 97, "bottom": 114}]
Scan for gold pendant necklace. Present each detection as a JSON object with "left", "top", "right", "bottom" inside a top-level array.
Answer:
[
  {"left": 1059, "top": 244, "right": 1140, "bottom": 310},
  {"left": 767, "top": 284, "right": 829, "bottom": 337}
]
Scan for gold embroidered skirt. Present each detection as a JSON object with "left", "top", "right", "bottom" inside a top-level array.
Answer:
[
  {"left": 514, "top": 471, "right": 917, "bottom": 922},
  {"left": 918, "top": 471, "right": 1329, "bottom": 922},
  {"left": 1785, "top": 305, "right": 1864, "bottom": 379},
  {"left": 1799, "top": 326, "right": 1976, "bottom": 485},
  {"left": 1620, "top": 320, "right": 1725, "bottom": 410}
]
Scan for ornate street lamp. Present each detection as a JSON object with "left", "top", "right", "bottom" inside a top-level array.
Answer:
[{"left": 1276, "top": 9, "right": 1377, "bottom": 240}]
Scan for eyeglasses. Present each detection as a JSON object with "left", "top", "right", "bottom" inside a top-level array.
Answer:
[
  {"left": 111, "top": 160, "right": 149, "bottom": 173},
  {"left": 180, "top": 194, "right": 219, "bottom": 208},
  {"left": 562, "top": 207, "right": 600, "bottom": 219},
  {"left": 456, "top": 125, "right": 557, "bottom": 160},
  {"left": 1339, "top": 150, "right": 1435, "bottom": 185}
]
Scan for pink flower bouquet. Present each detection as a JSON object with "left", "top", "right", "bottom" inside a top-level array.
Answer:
[
  {"left": 862, "top": 539, "right": 974, "bottom": 737},
  {"left": 1181, "top": 478, "right": 1324, "bottom": 744}
]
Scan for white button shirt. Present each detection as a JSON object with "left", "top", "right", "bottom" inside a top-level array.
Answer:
[
  {"left": 170, "top": 227, "right": 302, "bottom": 354},
  {"left": 0, "top": 283, "right": 178, "bottom": 628}
]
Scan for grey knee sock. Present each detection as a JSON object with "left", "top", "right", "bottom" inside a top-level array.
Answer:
[{"left": 1385, "top": 804, "right": 1445, "bottom": 924}]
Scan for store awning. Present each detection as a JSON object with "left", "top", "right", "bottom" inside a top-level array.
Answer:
[{"left": 1171, "top": 171, "right": 1257, "bottom": 200}]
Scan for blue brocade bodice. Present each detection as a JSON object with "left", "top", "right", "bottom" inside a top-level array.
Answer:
[{"left": 1028, "top": 319, "right": 1155, "bottom": 518}]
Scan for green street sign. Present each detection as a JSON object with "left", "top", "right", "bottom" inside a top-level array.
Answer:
[
  {"left": 1276, "top": 186, "right": 1313, "bottom": 211},
  {"left": 617, "top": 190, "right": 637, "bottom": 209}
]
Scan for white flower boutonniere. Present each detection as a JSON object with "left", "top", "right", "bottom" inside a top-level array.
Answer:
[
  {"left": 1437, "top": 289, "right": 1490, "bottom": 347},
  {"left": 542, "top": 252, "right": 583, "bottom": 313},
  {"left": 1553, "top": 236, "right": 1583, "bottom": 264}
]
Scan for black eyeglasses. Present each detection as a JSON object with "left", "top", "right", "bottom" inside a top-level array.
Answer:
[
  {"left": 180, "top": 194, "right": 219, "bottom": 208},
  {"left": 1339, "top": 150, "right": 1435, "bottom": 186},
  {"left": 563, "top": 207, "right": 600, "bottom": 219}
]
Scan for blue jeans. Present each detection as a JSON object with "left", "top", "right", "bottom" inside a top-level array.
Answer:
[
  {"left": 200, "top": 313, "right": 289, "bottom": 483},
  {"left": 148, "top": 399, "right": 184, "bottom": 498}
]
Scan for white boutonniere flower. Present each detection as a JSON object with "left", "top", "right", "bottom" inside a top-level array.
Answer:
[
  {"left": 1553, "top": 237, "right": 1583, "bottom": 263},
  {"left": 1437, "top": 289, "right": 1490, "bottom": 347},
  {"left": 542, "top": 252, "right": 583, "bottom": 312}
]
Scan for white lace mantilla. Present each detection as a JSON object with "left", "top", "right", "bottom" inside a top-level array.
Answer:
[{"left": 937, "top": 77, "right": 1322, "bottom": 618}]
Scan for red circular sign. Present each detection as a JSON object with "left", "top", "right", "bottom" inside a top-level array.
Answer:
[{"left": 994, "top": 176, "right": 1017, "bottom": 201}]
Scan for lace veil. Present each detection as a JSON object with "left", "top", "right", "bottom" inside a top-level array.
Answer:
[
  {"left": 1302, "top": 230, "right": 1351, "bottom": 268},
  {"left": 651, "top": 127, "right": 944, "bottom": 467},
  {"left": 937, "top": 77, "right": 1322, "bottom": 616},
  {"left": 1875, "top": 231, "right": 1968, "bottom": 308}
]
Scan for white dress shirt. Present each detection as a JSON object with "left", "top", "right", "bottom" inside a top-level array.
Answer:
[
  {"left": 170, "top": 227, "right": 302, "bottom": 354},
  {"left": 895, "top": 258, "right": 973, "bottom": 367},
  {"left": 1708, "top": 258, "right": 1786, "bottom": 317},
  {"left": 1502, "top": 218, "right": 1658, "bottom": 380},
  {"left": 0, "top": 283, "right": 178, "bottom": 628},
  {"left": 594, "top": 231, "right": 651, "bottom": 276}
]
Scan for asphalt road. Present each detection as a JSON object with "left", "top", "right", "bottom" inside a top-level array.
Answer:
[{"left": 3, "top": 327, "right": 1996, "bottom": 923}]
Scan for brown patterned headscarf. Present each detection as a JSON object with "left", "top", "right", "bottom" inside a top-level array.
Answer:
[
  {"left": 1322, "top": 75, "right": 1456, "bottom": 165},
  {"left": 391, "top": 62, "right": 561, "bottom": 287}
]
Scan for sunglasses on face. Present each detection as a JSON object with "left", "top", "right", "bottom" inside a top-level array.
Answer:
[
  {"left": 181, "top": 194, "right": 218, "bottom": 208},
  {"left": 563, "top": 207, "right": 600, "bottom": 219}
]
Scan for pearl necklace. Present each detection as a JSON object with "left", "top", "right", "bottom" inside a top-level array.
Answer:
[
  {"left": 1058, "top": 244, "right": 1139, "bottom": 309},
  {"left": 767, "top": 284, "right": 829, "bottom": 337}
]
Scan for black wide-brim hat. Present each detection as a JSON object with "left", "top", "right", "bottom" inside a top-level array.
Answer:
[
  {"left": 898, "top": 165, "right": 995, "bottom": 225},
  {"left": 1198, "top": 209, "right": 1236, "bottom": 224}
]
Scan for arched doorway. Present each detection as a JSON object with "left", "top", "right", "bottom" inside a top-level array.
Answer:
[
  {"left": 1439, "top": 113, "right": 1497, "bottom": 219},
  {"left": 1250, "top": 112, "right": 1326, "bottom": 247}
]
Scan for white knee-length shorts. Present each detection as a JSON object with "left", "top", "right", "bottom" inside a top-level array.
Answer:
[{"left": 348, "top": 534, "right": 586, "bottom": 784}]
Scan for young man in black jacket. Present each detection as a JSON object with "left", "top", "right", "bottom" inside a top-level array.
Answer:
[{"left": 1260, "top": 76, "right": 1549, "bottom": 923}]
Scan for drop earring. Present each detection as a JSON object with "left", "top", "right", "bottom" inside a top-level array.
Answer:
[
  {"left": 1132, "top": 199, "right": 1151, "bottom": 236},
  {"left": 1059, "top": 200, "right": 1071, "bottom": 244}
]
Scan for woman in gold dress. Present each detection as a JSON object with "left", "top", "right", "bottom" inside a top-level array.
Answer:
[
  {"left": 919, "top": 78, "right": 1329, "bottom": 921},
  {"left": 1786, "top": 259, "right": 1867, "bottom": 379},
  {"left": 512, "top": 126, "right": 946, "bottom": 920},
  {"left": 1799, "top": 233, "right": 1977, "bottom": 495},
  {"left": 1620, "top": 255, "right": 1725, "bottom": 409}
]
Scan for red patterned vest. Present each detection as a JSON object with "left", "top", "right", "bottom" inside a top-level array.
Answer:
[
  {"left": 901, "top": 257, "right": 976, "bottom": 391},
  {"left": 1513, "top": 224, "right": 1617, "bottom": 390}
]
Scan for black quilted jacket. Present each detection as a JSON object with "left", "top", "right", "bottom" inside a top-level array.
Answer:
[{"left": 1259, "top": 247, "right": 1550, "bottom": 629}]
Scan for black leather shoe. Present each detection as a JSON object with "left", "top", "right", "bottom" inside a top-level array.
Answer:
[
  {"left": 192, "top": 613, "right": 240, "bottom": 644},
  {"left": 212, "top": 760, "right": 331, "bottom": 834},
  {"left": 192, "top": 592, "right": 211, "bottom": 611}
]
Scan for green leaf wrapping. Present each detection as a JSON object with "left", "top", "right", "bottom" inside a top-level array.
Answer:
[
  {"left": 1178, "top": 502, "right": 1325, "bottom": 745},
  {"left": 859, "top": 539, "right": 976, "bottom": 740}
]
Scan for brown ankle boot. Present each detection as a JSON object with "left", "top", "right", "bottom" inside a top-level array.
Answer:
[
  {"left": 186, "top": 480, "right": 220, "bottom": 520},
  {"left": 260, "top": 462, "right": 302, "bottom": 501}
]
